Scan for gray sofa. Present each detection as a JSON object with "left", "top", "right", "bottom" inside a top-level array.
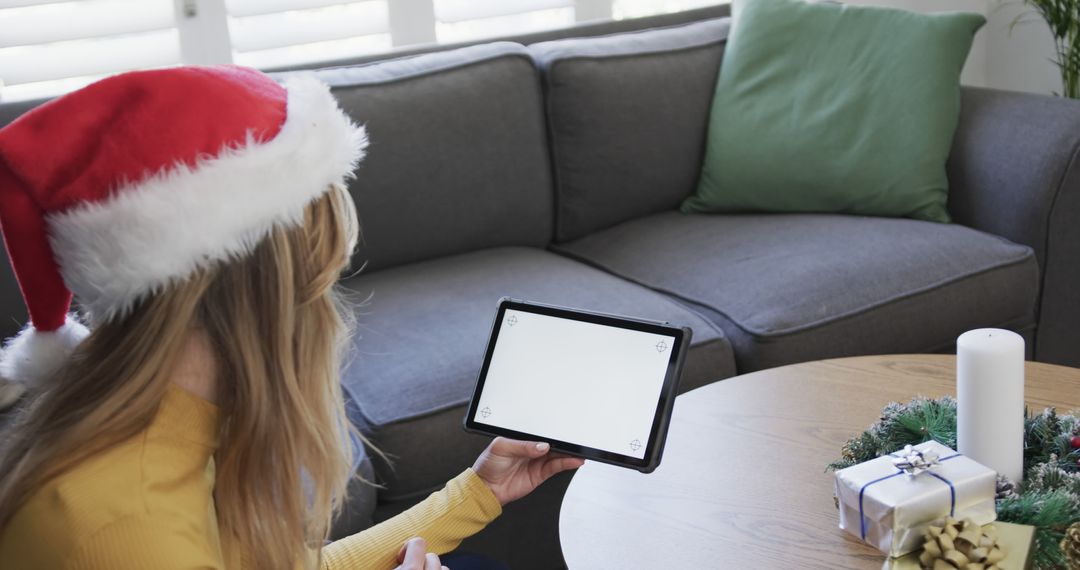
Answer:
[{"left": 2, "top": 7, "right": 1078, "bottom": 570}]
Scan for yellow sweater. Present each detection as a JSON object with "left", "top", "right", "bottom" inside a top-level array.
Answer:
[{"left": 0, "top": 384, "right": 503, "bottom": 569}]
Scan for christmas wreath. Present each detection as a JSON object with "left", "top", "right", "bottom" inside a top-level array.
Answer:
[{"left": 828, "top": 396, "right": 1080, "bottom": 569}]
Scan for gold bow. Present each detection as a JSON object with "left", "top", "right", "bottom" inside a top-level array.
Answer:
[{"left": 918, "top": 517, "right": 1007, "bottom": 570}]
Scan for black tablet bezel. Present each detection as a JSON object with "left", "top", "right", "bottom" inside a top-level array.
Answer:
[{"left": 463, "top": 297, "right": 691, "bottom": 473}]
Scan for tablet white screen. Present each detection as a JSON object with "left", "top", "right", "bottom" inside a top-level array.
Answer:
[{"left": 473, "top": 308, "right": 676, "bottom": 459}]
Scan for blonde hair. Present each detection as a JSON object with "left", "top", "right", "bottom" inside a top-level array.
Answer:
[{"left": 0, "top": 185, "right": 361, "bottom": 569}]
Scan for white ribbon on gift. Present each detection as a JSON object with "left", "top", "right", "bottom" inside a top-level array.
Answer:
[
  {"left": 834, "top": 440, "right": 998, "bottom": 557},
  {"left": 892, "top": 444, "right": 940, "bottom": 476}
]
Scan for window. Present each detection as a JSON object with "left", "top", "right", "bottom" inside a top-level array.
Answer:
[
  {"left": 226, "top": 0, "right": 391, "bottom": 69},
  {"left": 0, "top": 0, "right": 179, "bottom": 102},
  {"left": 433, "top": 0, "right": 575, "bottom": 44},
  {"left": 0, "top": 0, "right": 724, "bottom": 102},
  {"left": 613, "top": 0, "right": 724, "bottom": 19}
]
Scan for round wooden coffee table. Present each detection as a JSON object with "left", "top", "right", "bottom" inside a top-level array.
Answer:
[{"left": 558, "top": 354, "right": 1080, "bottom": 569}]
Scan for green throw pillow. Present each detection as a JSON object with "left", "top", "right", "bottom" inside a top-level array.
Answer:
[{"left": 681, "top": 0, "right": 985, "bottom": 223}]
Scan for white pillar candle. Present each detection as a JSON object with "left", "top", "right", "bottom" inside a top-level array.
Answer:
[{"left": 956, "top": 328, "right": 1025, "bottom": 483}]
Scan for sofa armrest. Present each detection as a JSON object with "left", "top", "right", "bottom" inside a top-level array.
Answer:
[{"left": 947, "top": 87, "right": 1080, "bottom": 366}]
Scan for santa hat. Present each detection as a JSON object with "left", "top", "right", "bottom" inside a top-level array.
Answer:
[{"left": 0, "top": 64, "right": 367, "bottom": 385}]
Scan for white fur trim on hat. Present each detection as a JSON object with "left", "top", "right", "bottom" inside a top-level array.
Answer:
[
  {"left": 45, "top": 75, "right": 368, "bottom": 323},
  {"left": 0, "top": 316, "right": 90, "bottom": 385}
]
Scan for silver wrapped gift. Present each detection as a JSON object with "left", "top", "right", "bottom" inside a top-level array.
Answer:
[{"left": 834, "top": 440, "right": 997, "bottom": 557}]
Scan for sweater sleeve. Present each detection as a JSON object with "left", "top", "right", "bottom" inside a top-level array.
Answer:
[
  {"left": 320, "top": 468, "right": 502, "bottom": 570},
  {"left": 65, "top": 514, "right": 225, "bottom": 570}
]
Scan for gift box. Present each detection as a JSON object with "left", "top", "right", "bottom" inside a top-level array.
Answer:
[
  {"left": 835, "top": 440, "right": 998, "bottom": 557},
  {"left": 881, "top": 521, "right": 1035, "bottom": 570}
]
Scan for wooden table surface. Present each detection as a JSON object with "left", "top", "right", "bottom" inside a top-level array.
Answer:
[{"left": 558, "top": 354, "right": 1080, "bottom": 569}]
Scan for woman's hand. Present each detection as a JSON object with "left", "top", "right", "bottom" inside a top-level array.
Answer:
[
  {"left": 472, "top": 437, "right": 585, "bottom": 506},
  {"left": 395, "top": 538, "right": 446, "bottom": 570}
]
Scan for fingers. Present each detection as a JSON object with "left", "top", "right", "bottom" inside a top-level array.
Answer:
[
  {"left": 395, "top": 538, "right": 449, "bottom": 570},
  {"left": 397, "top": 538, "right": 427, "bottom": 569},
  {"left": 540, "top": 456, "right": 586, "bottom": 481},
  {"left": 491, "top": 436, "right": 550, "bottom": 458}
]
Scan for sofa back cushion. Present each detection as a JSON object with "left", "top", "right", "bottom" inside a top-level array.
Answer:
[
  {"left": 682, "top": 0, "right": 983, "bottom": 223},
  {"left": 0, "top": 100, "right": 45, "bottom": 338},
  {"left": 530, "top": 18, "right": 730, "bottom": 243},
  {"left": 301, "top": 43, "right": 555, "bottom": 272}
]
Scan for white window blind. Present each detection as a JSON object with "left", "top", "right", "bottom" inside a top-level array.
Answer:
[
  {"left": 0, "top": 0, "right": 179, "bottom": 102},
  {"left": 225, "top": 0, "right": 390, "bottom": 69},
  {"left": 613, "top": 0, "right": 723, "bottom": 19},
  {"left": 0, "top": 0, "right": 726, "bottom": 102},
  {"left": 433, "top": 0, "right": 575, "bottom": 43}
]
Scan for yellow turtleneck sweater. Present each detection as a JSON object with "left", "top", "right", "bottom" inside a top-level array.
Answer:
[{"left": 0, "top": 384, "right": 503, "bottom": 569}]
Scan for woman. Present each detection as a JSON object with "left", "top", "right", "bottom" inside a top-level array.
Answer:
[{"left": 0, "top": 65, "right": 582, "bottom": 569}]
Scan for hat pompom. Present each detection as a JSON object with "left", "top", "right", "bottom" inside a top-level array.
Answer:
[{"left": 0, "top": 316, "right": 89, "bottom": 385}]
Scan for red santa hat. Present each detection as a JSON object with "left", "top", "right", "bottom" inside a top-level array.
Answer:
[{"left": 0, "top": 64, "right": 367, "bottom": 385}]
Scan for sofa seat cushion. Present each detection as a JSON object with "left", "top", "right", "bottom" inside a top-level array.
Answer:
[
  {"left": 553, "top": 212, "right": 1039, "bottom": 372},
  {"left": 338, "top": 246, "right": 734, "bottom": 502},
  {"left": 329, "top": 428, "right": 378, "bottom": 537}
]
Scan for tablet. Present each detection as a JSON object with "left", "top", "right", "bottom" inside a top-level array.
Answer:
[{"left": 464, "top": 298, "right": 691, "bottom": 473}]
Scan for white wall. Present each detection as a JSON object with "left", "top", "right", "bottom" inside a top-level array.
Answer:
[
  {"left": 846, "top": 0, "right": 1062, "bottom": 95},
  {"left": 984, "top": 0, "right": 1062, "bottom": 94}
]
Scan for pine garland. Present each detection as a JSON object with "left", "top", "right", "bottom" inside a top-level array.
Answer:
[
  {"left": 829, "top": 397, "right": 1080, "bottom": 569},
  {"left": 997, "top": 490, "right": 1080, "bottom": 568},
  {"left": 1063, "top": 523, "right": 1080, "bottom": 568},
  {"left": 827, "top": 396, "right": 959, "bottom": 471}
]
